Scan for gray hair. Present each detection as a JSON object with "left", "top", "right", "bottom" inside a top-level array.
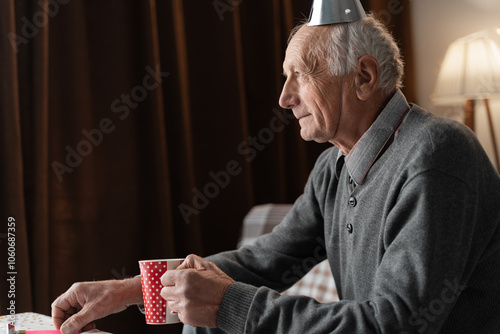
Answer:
[{"left": 290, "top": 14, "right": 404, "bottom": 95}]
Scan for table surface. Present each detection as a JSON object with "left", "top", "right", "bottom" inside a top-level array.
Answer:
[{"left": 0, "top": 312, "right": 112, "bottom": 333}]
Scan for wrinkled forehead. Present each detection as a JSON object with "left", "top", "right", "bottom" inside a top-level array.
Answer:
[{"left": 283, "top": 25, "right": 329, "bottom": 69}]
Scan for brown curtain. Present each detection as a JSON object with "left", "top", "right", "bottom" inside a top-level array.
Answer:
[{"left": 0, "top": 0, "right": 414, "bottom": 333}]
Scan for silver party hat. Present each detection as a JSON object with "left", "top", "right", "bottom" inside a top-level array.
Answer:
[{"left": 308, "top": 0, "right": 367, "bottom": 26}]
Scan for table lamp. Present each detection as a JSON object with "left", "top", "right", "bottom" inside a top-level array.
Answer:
[{"left": 433, "top": 31, "right": 500, "bottom": 171}]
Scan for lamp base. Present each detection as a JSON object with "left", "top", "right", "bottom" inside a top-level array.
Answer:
[
  {"left": 484, "top": 99, "right": 500, "bottom": 172},
  {"left": 463, "top": 99, "right": 499, "bottom": 172},
  {"left": 464, "top": 99, "right": 475, "bottom": 132}
]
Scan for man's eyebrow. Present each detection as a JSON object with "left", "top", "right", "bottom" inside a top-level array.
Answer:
[
  {"left": 281, "top": 64, "right": 292, "bottom": 77},
  {"left": 281, "top": 66, "right": 289, "bottom": 77}
]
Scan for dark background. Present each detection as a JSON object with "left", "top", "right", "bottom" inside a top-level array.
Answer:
[{"left": 0, "top": 0, "right": 414, "bottom": 332}]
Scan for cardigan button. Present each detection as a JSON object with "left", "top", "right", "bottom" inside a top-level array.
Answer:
[
  {"left": 347, "top": 224, "right": 353, "bottom": 234},
  {"left": 349, "top": 196, "right": 357, "bottom": 207}
]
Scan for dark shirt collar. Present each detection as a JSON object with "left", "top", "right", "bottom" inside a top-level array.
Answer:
[{"left": 335, "top": 90, "right": 410, "bottom": 184}]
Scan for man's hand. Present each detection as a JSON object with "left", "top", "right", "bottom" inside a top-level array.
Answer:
[
  {"left": 161, "top": 254, "right": 235, "bottom": 328},
  {"left": 52, "top": 277, "right": 143, "bottom": 334}
]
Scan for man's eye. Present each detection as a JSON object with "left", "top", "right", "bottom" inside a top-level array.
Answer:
[{"left": 295, "top": 71, "right": 301, "bottom": 77}]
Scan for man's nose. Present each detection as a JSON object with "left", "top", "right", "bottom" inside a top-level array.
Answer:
[{"left": 279, "top": 78, "right": 299, "bottom": 109}]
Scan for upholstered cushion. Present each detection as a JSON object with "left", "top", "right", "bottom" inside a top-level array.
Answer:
[{"left": 238, "top": 204, "right": 338, "bottom": 303}]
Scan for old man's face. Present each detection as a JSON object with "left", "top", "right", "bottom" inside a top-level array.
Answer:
[{"left": 279, "top": 25, "right": 345, "bottom": 144}]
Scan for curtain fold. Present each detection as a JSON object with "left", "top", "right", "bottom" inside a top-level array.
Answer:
[
  {"left": 231, "top": 0, "right": 255, "bottom": 206},
  {"left": 0, "top": 0, "right": 34, "bottom": 314},
  {"left": 1, "top": 1, "right": 414, "bottom": 333},
  {"left": 26, "top": 0, "right": 51, "bottom": 312},
  {"left": 143, "top": 0, "right": 176, "bottom": 264}
]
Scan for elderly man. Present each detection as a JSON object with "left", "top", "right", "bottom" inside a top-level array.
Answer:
[{"left": 52, "top": 9, "right": 500, "bottom": 334}]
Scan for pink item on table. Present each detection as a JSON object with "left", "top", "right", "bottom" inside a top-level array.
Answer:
[{"left": 21, "top": 331, "right": 77, "bottom": 334}]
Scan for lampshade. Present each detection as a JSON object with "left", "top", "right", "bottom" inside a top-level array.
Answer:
[
  {"left": 433, "top": 32, "right": 500, "bottom": 105},
  {"left": 307, "top": 0, "right": 367, "bottom": 26}
]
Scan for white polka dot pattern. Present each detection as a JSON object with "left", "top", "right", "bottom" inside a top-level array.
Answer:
[{"left": 139, "top": 259, "right": 184, "bottom": 325}]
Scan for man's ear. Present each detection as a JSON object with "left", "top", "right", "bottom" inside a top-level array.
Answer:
[{"left": 355, "top": 55, "right": 380, "bottom": 101}]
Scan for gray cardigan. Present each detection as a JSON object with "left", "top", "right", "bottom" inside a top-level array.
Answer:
[{"left": 209, "top": 91, "right": 500, "bottom": 333}]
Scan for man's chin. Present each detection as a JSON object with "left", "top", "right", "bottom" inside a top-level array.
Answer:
[
  {"left": 299, "top": 130, "right": 314, "bottom": 142},
  {"left": 300, "top": 131, "right": 329, "bottom": 144}
]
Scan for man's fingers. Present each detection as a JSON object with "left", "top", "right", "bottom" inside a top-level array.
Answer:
[
  {"left": 160, "top": 270, "right": 177, "bottom": 287},
  {"left": 51, "top": 306, "right": 66, "bottom": 329},
  {"left": 81, "top": 322, "right": 96, "bottom": 331},
  {"left": 61, "top": 321, "right": 95, "bottom": 334},
  {"left": 177, "top": 254, "right": 207, "bottom": 270},
  {"left": 51, "top": 279, "right": 140, "bottom": 334},
  {"left": 59, "top": 307, "right": 94, "bottom": 334},
  {"left": 160, "top": 286, "right": 176, "bottom": 301},
  {"left": 51, "top": 296, "right": 78, "bottom": 329},
  {"left": 157, "top": 257, "right": 234, "bottom": 328},
  {"left": 161, "top": 254, "right": 210, "bottom": 287}
]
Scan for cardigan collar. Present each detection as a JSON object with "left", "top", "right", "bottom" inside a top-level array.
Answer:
[{"left": 335, "top": 90, "right": 411, "bottom": 185}]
